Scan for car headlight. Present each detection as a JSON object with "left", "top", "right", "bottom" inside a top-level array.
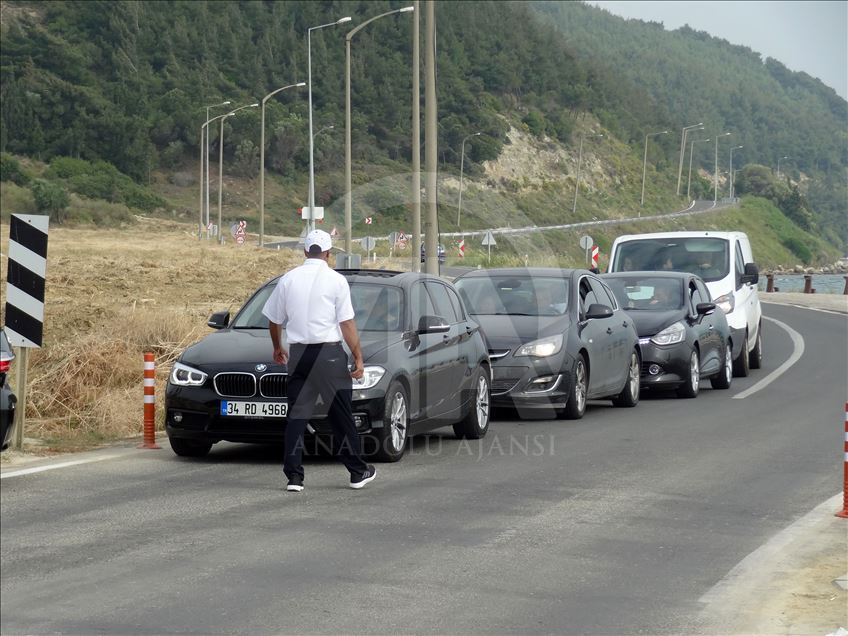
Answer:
[
  {"left": 650, "top": 321, "right": 686, "bottom": 346},
  {"left": 352, "top": 366, "right": 386, "bottom": 389},
  {"left": 515, "top": 334, "right": 563, "bottom": 358},
  {"left": 713, "top": 292, "right": 735, "bottom": 314},
  {"left": 169, "top": 362, "right": 208, "bottom": 386}
]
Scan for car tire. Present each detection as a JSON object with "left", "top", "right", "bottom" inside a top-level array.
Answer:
[
  {"left": 169, "top": 437, "right": 212, "bottom": 458},
  {"left": 453, "top": 367, "right": 490, "bottom": 439},
  {"left": 676, "top": 350, "right": 700, "bottom": 398},
  {"left": 560, "top": 354, "right": 588, "bottom": 419},
  {"left": 711, "top": 342, "right": 733, "bottom": 389},
  {"left": 373, "top": 381, "right": 409, "bottom": 462},
  {"left": 749, "top": 324, "right": 763, "bottom": 369},
  {"left": 612, "top": 350, "right": 641, "bottom": 408},
  {"left": 733, "top": 334, "right": 750, "bottom": 377}
]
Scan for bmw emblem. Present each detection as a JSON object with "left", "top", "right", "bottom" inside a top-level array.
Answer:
[{"left": 255, "top": 364, "right": 268, "bottom": 372}]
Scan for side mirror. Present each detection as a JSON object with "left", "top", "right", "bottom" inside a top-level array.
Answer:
[
  {"left": 207, "top": 311, "right": 230, "bottom": 329},
  {"left": 585, "top": 303, "right": 614, "bottom": 320},
  {"left": 696, "top": 302, "right": 716, "bottom": 316},
  {"left": 741, "top": 262, "right": 759, "bottom": 285},
  {"left": 417, "top": 315, "right": 450, "bottom": 334}
]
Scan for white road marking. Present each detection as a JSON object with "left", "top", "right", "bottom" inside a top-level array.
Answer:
[
  {"left": 732, "top": 316, "right": 804, "bottom": 400},
  {"left": 699, "top": 493, "right": 842, "bottom": 605},
  {"left": 0, "top": 454, "right": 122, "bottom": 479},
  {"left": 762, "top": 300, "right": 847, "bottom": 316}
]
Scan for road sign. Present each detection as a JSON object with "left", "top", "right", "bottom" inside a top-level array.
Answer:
[
  {"left": 362, "top": 236, "right": 377, "bottom": 251},
  {"left": 388, "top": 232, "right": 398, "bottom": 246},
  {"left": 301, "top": 206, "right": 324, "bottom": 220},
  {"left": 481, "top": 230, "right": 497, "bottom": 246},
  {"left": 591, "top": 245, "right": 599, "bottom": 269},
  {"left": 579, "top": 235, "right": 593, "bottom": 249},
  {"left": 5, "top": 214, "right": 48, "bottom": 348}
]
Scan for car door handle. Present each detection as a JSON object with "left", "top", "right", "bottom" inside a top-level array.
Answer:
[{"left": 606, "top": 327, "right": 613, "bottom": 335}]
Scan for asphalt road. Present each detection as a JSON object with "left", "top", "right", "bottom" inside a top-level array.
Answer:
[{"left": 1, "top": 303, "right": 845, "bottom": 635}]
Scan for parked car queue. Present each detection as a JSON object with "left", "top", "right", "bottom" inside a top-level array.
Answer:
[{"left": 163, "top": 231, "right": 762, "bottom": 464}]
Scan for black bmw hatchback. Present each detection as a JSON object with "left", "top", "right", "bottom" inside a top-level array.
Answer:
[
  {"left": 602, "top": 271, "right": 733, "bottom": 397},
  {"left": 165, "top": 270, "right": 491, "bottom": 461}
]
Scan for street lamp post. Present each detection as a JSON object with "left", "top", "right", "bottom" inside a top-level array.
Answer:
[
  {"left": 198, "top": 100, "right": 230, "bottom": 238},
  {"left": 686, "top": 138, "right": 710, "bottom": 199},
  {"left": 199, "top": 110, "right": 234, "bottom": 239},
  {"left": 572, "top": 132, "right": 603, "bottom": 215},
  {"left": 777, "top": 155, "right": 789, "bottom": 179},
  {"left": 205, "top": 101, "right": 231, "bottom": 230},
  {"left": 676, "top": 122, "right": 704, "bottom": 195},
  {"left": 260, "top": 82, "right": 304, "bottom": 248},
  {"left": 216, "top": 103, "right": 258, "bottom": 244},
  {"left": 640, "top": 129, "right": 669, "bottom": 211},
  {"left": 308, "top": 16, "right": 351, "bottom": 234},
  {"left": 729, "top": 145, "right": 743, "bottom": 199},
  {"left": 457, "top": 131, "right": 481, "bottom": 231},
  {"left": 345, "top": 6, "right": 414, "bottom": 253},
  {"left": 714, "top": 132, "right": 732, "bottom": 202}
]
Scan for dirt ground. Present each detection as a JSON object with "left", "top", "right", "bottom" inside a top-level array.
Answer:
[{"left": 0, "top": 218, "right": 306, "bottom": 449}]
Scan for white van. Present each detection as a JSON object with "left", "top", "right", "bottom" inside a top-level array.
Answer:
[{"left": 607, "top": 231, "right": 762, "bottom": 376}]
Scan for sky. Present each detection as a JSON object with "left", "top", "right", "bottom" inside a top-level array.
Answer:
[{"left": 590, "top": 1, "right": 848, "bottom": 101}]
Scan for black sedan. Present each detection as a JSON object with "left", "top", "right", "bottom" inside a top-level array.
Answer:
[
  {"left": 1, "top": 328, "right": 17, "bottom": 451},
  {"left": 602, "top": 271, "right": 733, "bottom": 397},
  {"left": 165, "top": 270, "right": 491, "bottom": 461},
  {"left": 454, "top": 268, "right": 641, "bottom": 419}
]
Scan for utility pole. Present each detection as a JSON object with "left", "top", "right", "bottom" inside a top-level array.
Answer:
[
  {"left": 411, "top": 0, "right": 421, "bottom": 272},
  {"left": 424, "top": 0, "right": 438, "bottom": 275}
]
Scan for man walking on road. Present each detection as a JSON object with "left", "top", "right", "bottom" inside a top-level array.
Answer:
[{"left": 262, "top": 229, "right": 376, "bottom": 492}]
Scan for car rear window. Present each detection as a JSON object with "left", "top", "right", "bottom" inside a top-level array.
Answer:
[
  {"left": 456, "top": 276, "right": 569, "bottom": 316},
  {"left": 612, "top": 237, "right": 730, "bottom": 282}
]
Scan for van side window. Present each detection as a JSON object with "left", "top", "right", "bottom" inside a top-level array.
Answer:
[{"left": 735, "top": 243, "right": 746, "bottom": 290}]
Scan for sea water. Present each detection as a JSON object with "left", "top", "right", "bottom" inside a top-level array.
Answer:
[{"left": 758, "top": 274, "right": 847, "bottom": 294}]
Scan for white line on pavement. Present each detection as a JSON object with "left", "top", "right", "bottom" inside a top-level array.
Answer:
[
  {"left": 699, "top": 492, "right": 841, "bottom": 606},
  {"left": 732, "top": 316, "right": 805, "bottom": 400},
  {"left": 0, "top": 454, "right": 122, "bottom": 479}
]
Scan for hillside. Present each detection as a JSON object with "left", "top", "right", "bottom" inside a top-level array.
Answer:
[{"left": 0, "top": 0, "right": 844, "bottom": 252}]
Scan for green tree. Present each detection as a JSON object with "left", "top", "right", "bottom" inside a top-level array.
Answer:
[{"left": 30, "top": 178, "right": 70, "bottom": 223}]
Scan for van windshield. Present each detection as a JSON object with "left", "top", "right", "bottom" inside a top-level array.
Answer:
[{"left": 612, "top": 237, "right": 730, "bottom": 282}]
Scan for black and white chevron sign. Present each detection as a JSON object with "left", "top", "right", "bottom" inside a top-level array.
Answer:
[{"left": 4, "top": 214, "right": 49, "bottom": 348}]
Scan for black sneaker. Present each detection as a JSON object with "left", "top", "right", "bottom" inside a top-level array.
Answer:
[
  {"left": 350, "top": 465, "right": 377, "bottom": 490},
  {"left": 286, "top": 475, "right": 304, "bottom": 492}
]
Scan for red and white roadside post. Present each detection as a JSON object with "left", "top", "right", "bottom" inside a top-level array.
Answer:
[
  {"left": 591, "top": 245, "right": 600, "bottom": 270},
  {"left": 140, "top": 352, "right": 161, "bottom": 449},
  {"left": 837, "top": 402, "right": 848, "bottom": 518}
]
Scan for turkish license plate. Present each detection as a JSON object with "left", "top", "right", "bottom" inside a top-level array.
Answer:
[{"left": 220, "top": 401, "right": 288, "bottom": 418}]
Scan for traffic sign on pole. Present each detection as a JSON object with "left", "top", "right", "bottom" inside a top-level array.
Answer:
[{"left": 579, "top": 235, "right": 593, "bottom": 249}]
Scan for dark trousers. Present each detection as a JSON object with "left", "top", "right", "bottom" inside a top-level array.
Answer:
[{"left": 284, "top": 342, "right": 368, "bottom": 480}]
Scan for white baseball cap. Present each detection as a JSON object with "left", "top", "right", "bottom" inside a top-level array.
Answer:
[{"left": 305, "top": 229, "right": 332, "bottom": 253}]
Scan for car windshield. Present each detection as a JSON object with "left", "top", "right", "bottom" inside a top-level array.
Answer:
[
  {"left": 229, "top": 281, "right": 404, "bottom": 332},
  {"left": 350, "top": 284, "right": 404, "bottom": 332},
  {"left": 605, "top": 276, "right": 684, "bottom": 311},
  {"left": 612, "top": 237, "right": 729, "bottom": 282},
  {"left": 456, "top": 276, "right": 569, "bottom": 316},
  {"left": 231, "top": 285, "right": 275, "bottom": 328}
]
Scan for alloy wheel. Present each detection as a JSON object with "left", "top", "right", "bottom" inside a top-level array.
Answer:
[
  {"left": 475, "top": 375, "right": 490, "bottom": 429},
  {"left": 389, "top": 391, "right": 408, "bottom": 452}
]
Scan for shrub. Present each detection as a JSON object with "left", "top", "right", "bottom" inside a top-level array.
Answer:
[
  {"left": 0, "top": 153, "right": 31, "bottom": 185},
  {"left": 781, "top": 236, "right": 812, "bottom": 263},
  {"left": 30, "top": 179, "right": 70, "bottom": 223}
]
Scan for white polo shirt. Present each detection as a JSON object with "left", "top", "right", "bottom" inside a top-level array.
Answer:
[{"left": 262, "top": 259, "right": 355, "bottom": 344}]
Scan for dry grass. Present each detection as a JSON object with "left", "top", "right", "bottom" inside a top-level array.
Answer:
[{"left": 1, "top": 217, "right": 303, "bottom": 449}]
